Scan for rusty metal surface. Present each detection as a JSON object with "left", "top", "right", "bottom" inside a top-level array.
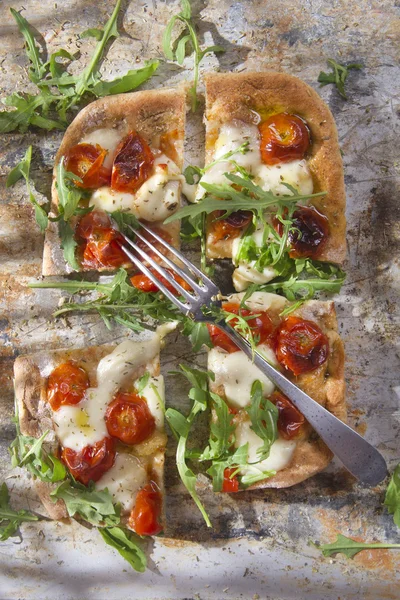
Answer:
[{"left": 1, "top": 0, "right": 400, "bottom": 598}]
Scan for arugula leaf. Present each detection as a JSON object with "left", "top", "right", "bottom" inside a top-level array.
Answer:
[
  {"left": 1, "top": 2, "right": 158, "bottom": 133},
  {"left": 51, "top": 480, "right": 120, "bottom": 527},
  {"left": 6, "top": 146, "right": 48, "bottom": 232},
  {"left": 318, "top": 59, "right": 362, "bottom": 99},
  {"left": 58, "top": 220, "right": 79, "bottom": 271},
  {"left": 56, "top": 160, "right": 84, "bottom": 221},
  {"left": 0, "top": 483, "right": 40, "bottom": 541},
  {"left": 246, "top": 380, "right": 278, "bottom": 461},
  {"left": 183, "top": 142, "right": 250, "bottom": 185},
  {"left": 136, "top": 372, "right": 151, "bottom": 395},
  {"left": 181, "top": 320, "right": 212, "bottom": 352},
  {"left": 199, "top": 393, "right": 235, "bottom": 461},
  {"left": 99, "top": 527, "right": 147, "bottom": 572},
  {"left": 110, "top": 210, "right": 139, "bottom": 235},
  {"left": 384, "top": 464, "right": 400, "bottom": 528},
  {"left": 165, "top": 365, "right": 211, "bottom": 526},
  {"left": 318, "top": 534, "right": 400, "bottom": 559},
  {"left": 162, "top": 1, "right": 224, "bottom": 111}
]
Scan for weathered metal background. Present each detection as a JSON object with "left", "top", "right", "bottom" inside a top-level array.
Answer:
[{"left": 1, "top": 0, "right": 400, "bottom": 598}]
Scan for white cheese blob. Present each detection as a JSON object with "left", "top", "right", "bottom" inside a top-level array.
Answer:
[
  {"left": 136, "top": 376, "right": 165, "bottom": 430},
  {"left": 226, "top": 291, "right": 288, "bottom": 314},
  {"left": 232, "top": 261, "right": 277, "bottom": 292},
  {"left": 89, "top": 154, "right": 183, "bottom": 221},
  {"left": 95, "top": 453, "right": 148, "bottom": 512},
  {"left": 214, "top": 122, "right": 261, "bottom": 169},
  {"left": 52, "top": 336, "right": 160, "bottom": 451},
  {"left": 235, "top": 420, "right": 296, "bottom": 473},
  {"left": 81, "top": 128, "right": 122, "bottom": 170},
  {"left": 254, "top": 159, "right": 313, "bottom": 196},
  {"left": 208, "top": 345, "right": 275, "bottom": 408}
]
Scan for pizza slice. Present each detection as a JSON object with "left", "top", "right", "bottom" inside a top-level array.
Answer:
[
  {"left": 200, "top": 72, "right": 346, "bottom": 291},
  {"left": 206, "top": 291, "right": 345, "bottom": 490},
  {"left": 43, "top": 87, "right": 187, "bottom": 276},
  {"left": 13, "top": 334, "right": 167, "bottom": 535}
]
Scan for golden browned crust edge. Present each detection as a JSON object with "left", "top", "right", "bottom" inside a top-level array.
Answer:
[
  {"left": 208, "top": 296, "right": 346, "bottom": 489},
  {"left": 43, "top": 86, "right": 188, "bottom": 276},
  {"left": 204, "top": 72, "right": 346, "bottom": 264},
  {"left": 13, "top": 341, "right": 164, "bottom": 521}
]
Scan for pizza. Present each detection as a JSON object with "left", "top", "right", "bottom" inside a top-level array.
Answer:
[
  {"left": 200, "top": 72, "right": 346, "bottom": 291},
  {"left": 13, "top": 334, "right": 167, "bottom": 536},
  {"left": 43, "top": 87, "right": 187, "bottom": 276},
  {"left": 206, "top": 291, "right": 345, "bottom": 490}
]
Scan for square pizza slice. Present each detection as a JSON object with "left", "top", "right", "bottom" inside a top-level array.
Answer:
[
  {"left": 43, "top": 87, "right": 187, "bottom": 276},
  {"left": 206, "top": 291, "right": 346, "bottom": 490},
  {"left": 201, "top": 72, "right": 346, "bottom": 292},
  {"left": 14, "top": 334, "right": 166, "bottom": 536}
]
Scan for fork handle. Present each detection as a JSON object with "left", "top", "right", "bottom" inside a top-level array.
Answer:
[{"left": 212, "top": 320, "right": 387, "bottom": 486}]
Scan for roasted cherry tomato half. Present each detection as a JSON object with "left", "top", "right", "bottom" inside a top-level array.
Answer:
[
  {"left": 275, "top": 316, "right": 329, "bottom": 376},
  {"left": 270, "top": 390, "right": 305, "bottom": 440},
  {"left": 61, "top": 437, "right": 116, "bottom": 485},
  {"left": 47, "top": 361, "right": 89, "bottom": 411},
  {"left": 222, "top": 467, "right": 240, "bottom": 493},
  {"left": 111, "top": 131, "right": 154, "bottom": 194},
  {"left": 207, "top": 302, "right": 275, "bottom": 353},
  {"left": 288, "top": 205, "right": 329, "bottom": 259},
  {"left": 75, "top": 209, "right": 128, "bottom": 269},
  {"left": 105, "top": 391, "right": 155, "bottom": 445},
  {"left": 210, "top": 210, "right": 252, "bottom": 243},
  {"left": 259, "top": 113, "right": 310, "bottom": 165},
  {"left": 130, "top": 269, "right": 192, "bottom": 295},
  {"left": 64, "top": 143, "right": 111, "bottom": 189},
  {"left": 128, "top": 481, "right": 163, "bottom": 536}
]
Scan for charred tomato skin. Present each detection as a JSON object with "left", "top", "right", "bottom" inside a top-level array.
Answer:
[
  {"left": 259, "top": 113, "right": 311, "bottom": 165},
  {"left": 111, "top": 131, "right": 154, "bottom": 194},
  {"left": 64, "top": 143, "right": 111, "bottom": 189},
  {"left": 61, "top": 437, "right": 116, "bottom": 485},
  {"left": 275, "top": 316, "right": 329, "bottom": 376},
  {"left": 269, "top": 390, "right": 305, "bottom": 439},
  {"left": 75, "top": 209, "right": 128, "bottom": 269},
  {"left": 288, "top": 205, "right": 329, "bottom": 259}
]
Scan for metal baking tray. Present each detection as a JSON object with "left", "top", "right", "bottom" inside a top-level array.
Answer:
[{"left": 1, "top": 0, "right": 399, "bottom": 598}]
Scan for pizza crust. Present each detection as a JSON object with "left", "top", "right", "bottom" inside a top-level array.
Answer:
[
  {"left": 204, "top": 72, "right": 346, "bottom": 264},
  {"left": 43, "top": 86, "right": 188, "bottom": 276},
  {"left": 207, "top": 297, "right": 346, "bottom": 489},
  {"left": 13, "top": 340, "right": 166, "bottom": 524}
]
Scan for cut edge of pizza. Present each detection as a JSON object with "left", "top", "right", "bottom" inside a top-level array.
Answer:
[
  {"left": 206, "top": 290, "right": 346, "bottom": 491},
  {"left": 13, "top": 333, "right": 167, "bottom": 536},
  {"left": 43, "top": 85, "right": 188, "bottom": 276},
  {"left": 201, "top": 71, "right": 346, "bottom": 292}
]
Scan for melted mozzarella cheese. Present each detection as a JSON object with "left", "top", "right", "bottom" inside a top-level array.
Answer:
[
  {"left": 81, "top": 128, "right": 122, "bottom": 170},
  {"left": 208, "top": 345, "right": 275, "bottom": 408},
  {"left": 136, "top": 376, "right": 164, "bottom": 430},
  {"left": 232, "top": 261, "right": 277, "bottom": 292},
  {"left": 254, "top": 159, "right": 313, "bottom": 196},
  {"left": 52, "top": 336, "right": 160, "bottom": 451},
  {"left": 235, "top": 420, "right": 296, "bottom": 472},
  {"left": 226, "top": 291, "right": 288, "bottom": 314},
  {"left": 89, "top": 154, "right": 183, "bottom": 221},
  {"left": 95, "top": 453, "right": 147, "bottom": 512},
  {"left": 214, "top": 122, "right": 261, "bottom": 169}
]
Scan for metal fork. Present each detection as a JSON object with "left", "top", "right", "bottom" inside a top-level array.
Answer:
[{"left": 118, "top": 222, "right": 387, "bottom": 486}]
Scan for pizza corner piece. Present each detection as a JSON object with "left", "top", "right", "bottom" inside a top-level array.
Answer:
[
  {"left": 43, "top": 86, "right": 187, "bottom": 277},
  {"left": 206, "top": 290, "right": 346, "bottom": 492},
  {"left": 13, "top": 333, "right": 167, "bottom": 540},
  {"left": 201, "top": 71, "right": 346, "bottom": 293}
]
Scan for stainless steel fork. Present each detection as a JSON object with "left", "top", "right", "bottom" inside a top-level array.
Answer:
[{"left": 118, "top": 221, "right": 387, "bottom": 486}]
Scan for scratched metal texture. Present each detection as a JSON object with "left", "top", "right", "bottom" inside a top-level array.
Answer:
[{"left": 0, "top": 0, "right": 399, "bottom": 598}]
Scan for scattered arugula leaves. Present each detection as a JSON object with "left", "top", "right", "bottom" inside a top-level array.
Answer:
[
  {"left": 1, "top": 2, "right": 158, "bottom": 132},
  {"left": 183, "top": 142, "right": 250, "bottom": 185},
  {"left": 246, "top": 380, "right": 278, "bottom": 462},
  {"left": 318, "top": 59, "right": 362, "bottom": 99},
  {"left": 318, "top": 534, "right": 400, "bottom": 559},
  {"left": 99, "top": 526, "right": 147, "bottom": 572},
  {"left": 163, "top": 0, "right": 224, "bottom": 111},
  {"left": 51, "top": 480, "right": 120, "bottom": 527},
  {"left": 165, "top": 365, "right": 212, "bottom": 526},
  {"left": 6, "top": 146, "right": 48, "bottom": 232},
  {"left": 0, "top": 483, "right": 41, "bottom": 541},
  {"left": 384, "top": 463, "right": 400, "bottom": 528}
]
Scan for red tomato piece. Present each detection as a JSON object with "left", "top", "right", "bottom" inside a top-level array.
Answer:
[
  {"left": 111, "top": 131, "right": 154, "bottom": 193},
  {"left": 128, "top": 481, "right": 163, "bottom": 536},
  {"left": 207, "top": 323, "right": 240, "bottom": 353},
  {"left": 269, "top": 390, "right": 305, "bottom": 439},
  {"left": 75, "top": 209, "right": 128, "bottom": 269},
  {"left": 210, "top": 210, "right": 252, "bottom": 243},
  {"left": 275, "top": 316, "right": 329, "bottom": 375},
  {"left": 222, "top": 467, "right": 239, "bottom": 493},
  {"left": 64, "top": 143, "right": 111, "bottom": 189},
  {"left": 259, "top": 113, "right": 310, "bottom": 165},
  {"left": 61, "top": 437, "right": 116, "bottom": 485},
  {"left": 105, "top": 391, "right": 155, "bottom": 445},
  {"left": 287, "top": 206, "right": 329, "bottom": 259},
  {"left": 130, "top": 269, "right": 192, "bottom": 295},
  {"left": 47, "top": 361, "right": 89, "bottom": 411}
]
